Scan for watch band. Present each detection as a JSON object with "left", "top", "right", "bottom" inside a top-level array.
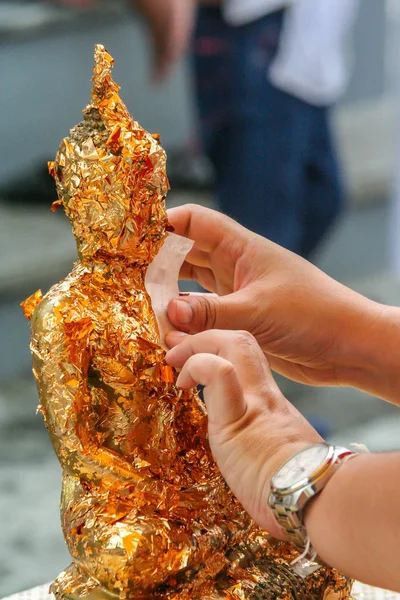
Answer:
[{"left": 270, "top": 500, "right": 308, "bottom": 550}]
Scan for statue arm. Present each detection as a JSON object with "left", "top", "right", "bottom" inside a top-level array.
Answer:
[{"left": 30, "top": 297, "right": 145, "bottom": 487}]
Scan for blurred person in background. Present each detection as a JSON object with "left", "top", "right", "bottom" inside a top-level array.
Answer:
[
  {"left": 2, "top": 0, "right": 358, "bottom": 259},
  {"left": 134, "top": 0, "right": 359, "bottom": 258}
]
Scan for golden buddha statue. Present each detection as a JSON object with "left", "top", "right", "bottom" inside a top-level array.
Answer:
[{"left": 22, "top": 45, "right": 352, "bottom": 600}]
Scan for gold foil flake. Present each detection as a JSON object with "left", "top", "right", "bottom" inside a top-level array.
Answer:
[
  {"left": 50, "top": 199, "right": 63, "bottom": 212},
  {"left": 22, "top": 44, "right": 353, "bottom": 599},
  {"left": 21, "top": 289, "right": 43, "bottom": 319}
]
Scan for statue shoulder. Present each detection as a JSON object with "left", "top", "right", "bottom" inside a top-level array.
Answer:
[
  {"left": 29, "top": 288, "right": 67, "bottom": 370},
  {"left": 31, "top": 281, "right": 87, "bottom": 337},
  {"left": 31, "top": 290, "right": 61, "bottom": 334}
]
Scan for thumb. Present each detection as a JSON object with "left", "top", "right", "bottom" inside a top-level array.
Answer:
[{"left": 167, "top": 291, "right": 254, "bottom": 334}]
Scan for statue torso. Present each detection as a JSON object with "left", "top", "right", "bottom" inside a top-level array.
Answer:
[{"left": 36, "top": 262, "right": 227, "bottom": 494}]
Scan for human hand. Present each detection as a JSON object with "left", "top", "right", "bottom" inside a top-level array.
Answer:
[
  {"left": 166, "top": 329, "right": 321, "bottom": 536},
  {"left": 167, "top": 204, "right": 387, "bottom": 395},
  {"left": 131, "top": 0, "right": 196, "bottom": 80}
]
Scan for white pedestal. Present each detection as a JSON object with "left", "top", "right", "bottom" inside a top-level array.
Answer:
[{"left": 3, "top": 581, "right": 400, "bottom": 600}]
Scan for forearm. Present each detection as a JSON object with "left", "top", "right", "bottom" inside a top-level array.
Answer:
[
  {"left": 304, "top": 452, "right": 400, "bottom": 591},
  {"left": 339, "top": 301, "right": 400, "bottom": 404},
  {"left": 132, "top": 0, "right": 175, "bottom": 23},
  {"left": 132, "top": 0, "right": 197, "bottom": 27}
]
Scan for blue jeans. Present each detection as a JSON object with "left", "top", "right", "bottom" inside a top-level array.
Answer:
[{"left": 192, "top": 8, "right": 344, "bottom": 257}]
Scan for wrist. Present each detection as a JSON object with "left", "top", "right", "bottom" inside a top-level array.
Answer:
[
  {"left": 337, "top": 300, "right": 400, "bottom": 402},
  {"left": 303, "top": 452, "right": 364, "bottom": 569},
  {"left": 267, "top": 443, "right": 354, "bottom": 554},
  {"left": 263, "top": 440, "right": 322, "bottom": 540}
]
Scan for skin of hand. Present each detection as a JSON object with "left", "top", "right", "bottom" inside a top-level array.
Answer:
[
  {"left": 131, "top": 0, "right": 197, "bottom": 80},
  {"left": 165, "top": 328, "right": 321, "bottom": 539},
  {"left": 166, "top": 328, "right": 400, "bottom": 593},
  {"left": 167, "top": 204, "right": 400, "bottom": 404}
]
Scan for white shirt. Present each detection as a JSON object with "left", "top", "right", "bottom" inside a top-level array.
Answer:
[
  {"left": 223, "top": 0, "right": 359, "bottom": 106},
  {"left": 223, "top": 0, "right": 290, "bottom": 26}
]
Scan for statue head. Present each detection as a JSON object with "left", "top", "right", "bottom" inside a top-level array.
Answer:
[{"left": 49, "top": 45, "right": 169, "bottom": 266}]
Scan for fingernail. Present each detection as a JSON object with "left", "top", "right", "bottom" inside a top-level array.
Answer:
[
  {"left": 165, "top": 330, "right": 187, "bottom": 348},
  {"left": 175, "top": 300, "right": 193, "bottom": 324},
  {"left": 166, "top": 330, "right": 187, "bottom": 339}
]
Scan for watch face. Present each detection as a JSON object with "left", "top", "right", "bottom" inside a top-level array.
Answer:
[{"left": 272, "top": 444, "right": 329, "bottom": 490}]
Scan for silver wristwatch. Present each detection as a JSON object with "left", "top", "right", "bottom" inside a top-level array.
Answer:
[{"left": 268, "top": 443, "right": 356, "bottom": 572}]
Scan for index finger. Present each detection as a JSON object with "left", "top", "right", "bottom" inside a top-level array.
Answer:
[
  {"left": 167, "top": 204, "right": 244, "bottom": 253},
  {"left": 166, "top": 329, "right": 274, "bottom": 395}
]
